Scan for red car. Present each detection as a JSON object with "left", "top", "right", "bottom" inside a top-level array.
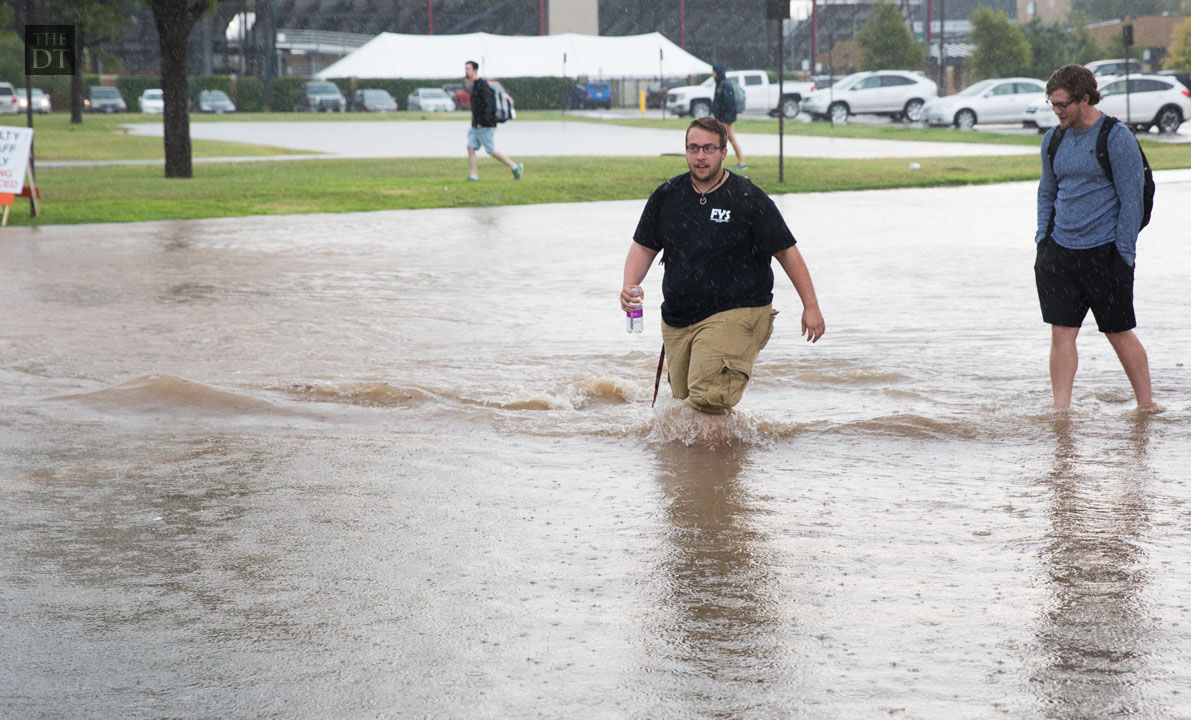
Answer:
[{"left": 443, "top": 83, "right": 470, "bottom": 110}]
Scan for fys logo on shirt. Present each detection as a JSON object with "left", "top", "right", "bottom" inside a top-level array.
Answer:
[{"left": 710, "top": 208, "right": 731, "bottom": 223}]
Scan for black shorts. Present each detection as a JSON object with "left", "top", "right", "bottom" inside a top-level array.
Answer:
[{"left": 1034, "top": 236, "right": 1136, "bottom": 334}]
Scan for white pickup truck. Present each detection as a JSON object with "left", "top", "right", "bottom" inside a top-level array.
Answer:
[{"left": 665, "top": 69, "right": 815, "bottom": 119}]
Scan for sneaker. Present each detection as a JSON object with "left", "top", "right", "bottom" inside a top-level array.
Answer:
[
  {"left": 734, "top": 163, "right": 748, "bottom": 171},
  {"left": 466, "top": 176, "right": 479, "bottom": 182},
  {"left": 512, "top": 163, "right": 523, "bottom": 180}
]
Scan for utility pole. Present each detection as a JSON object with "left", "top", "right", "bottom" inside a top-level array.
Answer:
[
  {"left": 936, "top": 0, "right": 945, "bottom": 93},
  {"left": 1123, "top": 20, "right": 1134, "bottom": 124}
]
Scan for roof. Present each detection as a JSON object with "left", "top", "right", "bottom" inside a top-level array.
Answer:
[{"left": 315, "top": 31, "right": 713, "bottom": 80}]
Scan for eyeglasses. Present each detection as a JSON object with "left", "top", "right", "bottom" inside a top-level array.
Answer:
[
  {"left": 685, "top": 143, "right": 723, "bottom": 155},
  {"left": 1047, "top": 97, "right": 1080, "bottom": 111}
]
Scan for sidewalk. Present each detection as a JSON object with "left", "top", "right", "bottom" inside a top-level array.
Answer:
[{"left": 84, "top": 119, "right": 1040, "bottom": 168}]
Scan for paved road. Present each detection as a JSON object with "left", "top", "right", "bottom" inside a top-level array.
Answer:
[{"left": 111, "top": 118, "right": 1040, "bottom": 164}]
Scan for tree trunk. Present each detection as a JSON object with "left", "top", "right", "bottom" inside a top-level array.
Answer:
[{"left": 150, "top": 0, "right": 208, "bottom": 179}]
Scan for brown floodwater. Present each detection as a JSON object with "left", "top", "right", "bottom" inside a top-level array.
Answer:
[{"left": 3, "top": 178, "right": 1191, "bottom": 718}]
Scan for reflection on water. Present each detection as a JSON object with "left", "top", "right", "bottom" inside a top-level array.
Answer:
[
  {"left": 641, "top": 443, "right": 796, "bottom": 719},
  {"left": 1032, "top": 414, "right": 1160, "bottom": 718}
]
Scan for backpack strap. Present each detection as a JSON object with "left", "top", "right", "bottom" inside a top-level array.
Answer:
[
  {"left": 1044, "top": 126, "right": 1065, "bottom": 239},
  {"left": 1095, "top": 115, "right": 1118, "bottom": 182}
]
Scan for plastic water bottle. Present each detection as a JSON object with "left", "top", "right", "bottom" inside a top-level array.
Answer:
[{"left": 626, "top": 288, "right": 644, "bottom": 334}]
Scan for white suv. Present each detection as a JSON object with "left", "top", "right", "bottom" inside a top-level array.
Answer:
[{"left": 800, "top": 70, "right": 938, "bottom": 124}]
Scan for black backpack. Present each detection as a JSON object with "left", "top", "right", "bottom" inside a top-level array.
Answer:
[{"left": 1045, "top": 115, "right": 1155, "bottom": 237}]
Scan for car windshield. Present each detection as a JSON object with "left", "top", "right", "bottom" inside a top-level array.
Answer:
[
  {"left": 201, "top": 91, "right": 229, "bottom": 101},
  {"left": 955, "top": 79, "right": 998, "bottom": 96},
  {"left": 144, "top": 90, "right": 162, "bottom": 99},
  {"left": 308, "top": 83, "right": 339, "bottom": 94},
  {"left": 364, "top": 90, "right": 389, "bottom": 98},
  {"left": 92, "top": 87, "right": 120, "bottom": 98},
  {"left": 421, "top": 89, "right": 448, "bottom": 99}
]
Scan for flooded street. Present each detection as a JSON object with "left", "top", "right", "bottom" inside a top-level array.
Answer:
[{"left": 3, "top": 175, "right": 1191, "bottom": 718}]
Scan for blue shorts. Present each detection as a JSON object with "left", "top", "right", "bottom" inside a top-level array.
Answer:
[{"left": 467, "top": 126, "right": 496, "bottom": 153}]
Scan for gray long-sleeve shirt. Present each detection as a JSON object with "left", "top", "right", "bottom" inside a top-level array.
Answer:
[{"left": 1035, "top": 114, "right": 1144, "bottom": 266}]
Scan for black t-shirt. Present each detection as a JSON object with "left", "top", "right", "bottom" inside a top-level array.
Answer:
[{"left": 633, "top": 171, "right": 796, "bottom": 327}]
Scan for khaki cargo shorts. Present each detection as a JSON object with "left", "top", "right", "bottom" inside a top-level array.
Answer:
[{"left": 661, "top": 304, "right": 777, "bottom": 415}]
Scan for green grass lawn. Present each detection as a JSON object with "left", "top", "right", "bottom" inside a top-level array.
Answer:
[{"left": 2, "top": 111, "right": 1189, "bottom": 226}]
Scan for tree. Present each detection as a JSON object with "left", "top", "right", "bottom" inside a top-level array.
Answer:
[
  {"left": 856, "top": 1, "right": 923, "bottom": 71},
  {"left": 968, "top": 7, "right": 1031, "bottom": 80},
  {"left": 1066, "top": 22, "right": 1105, "bottom": 66},
  {"left": 1021, "top": 19, "right": 1070, "bottom": 79},
  {"left": 1070, "top": 0, "right": 1178, "bottom": 23},
  {"left": 1166, "top": 18, "right": 1191, "bottom": 71},
  {"left": 149, "top": 0, "right": 214, "bottom": 179}
]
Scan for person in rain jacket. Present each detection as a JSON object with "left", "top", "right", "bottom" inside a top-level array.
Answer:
[
  {"left": 619, "top": 116, "right": 825, "bottom": 417},
  {"left": 1034, "top": 64, "right": 1155, "bottom": 411},
  {"left": 711, "top": 62, "right": 747, "bottom": 171}
]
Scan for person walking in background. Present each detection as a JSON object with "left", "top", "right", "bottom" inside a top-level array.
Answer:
[
  {"left": 1034, "top": 64, "right": 1156, "bottom": 411},
  {"left": 619, "top": 117, "right": 824, "bottom": 419},
  {"left": 464, "top": 60, "right": 522, "bottom": 182},
  {"left": 711, "top": 62, "right": 747, "bottom": 171}
]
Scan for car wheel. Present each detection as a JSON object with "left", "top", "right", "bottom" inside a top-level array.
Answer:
[
  {"left": 690, "top": 100, "right": 711, "bottom": 118},
  {"left": 1156, "top": 106, "right": 1183, "bottom": 134},
  {"left": 828, "top": 102, "right": 849, "bottom": 125},
  {"left": 781, "top": 96, "right": 800, "bottom": 119},
  {"left": 903, "top": 98, "right": 925, "bottom": 123},
  {"left": 955, "top": 109, "right": 976, "bottom": 131}
]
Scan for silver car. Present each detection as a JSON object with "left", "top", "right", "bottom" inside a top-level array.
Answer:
[
  {"left": 922, "top": 77, "right": 1046, "bottom": 130},
  {"left": 801, "top": 70, "right": 938, "bottom": 124},
  {"left": 352, "top": 88, "right": 398, "bottom": 112},
  {"left": 406, "top": 87, "right": 455, "bottom": 112}
]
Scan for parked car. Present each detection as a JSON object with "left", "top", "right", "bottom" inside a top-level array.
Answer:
[
  {"left": 570, "top": 81, "right": 612, "bottom": 110},
  {"left": 801, "top": 70, "right": 937, "bottom": 124},
  {"left": 0, "top": 82, "right": 18, "bottom": 115},
  {"left": 351, "top": 88, "right": 398, "bottom": 112},
  {"left": 16, "top": 87, "right": 51, "bottom": 113},
  {"left": 922, "top": 77, "right": 1046, "bottom": 130},
  {"left": 197, "top": 89, "right": 235, "bottom": 113},
  {"left": 138, "top": 88, "right": 164, "bottom": 114},
  {"left": 1086, "top": 58, "right": 1143, "bottom": 78},
  {"left": 85, "top": 85, "right": 126, "bottom": 113},
  {"left": 0, "top": 82, "right": 17, "bottom": 114},
  {"left": 443, "top": 82, "right": 470, "bottom": 110},
  {"left": 1024, "top": 74, "right": 1191, "bottom": 133},
  {"left": 646, "top": 80, "right": 684, "bottom": 109},
  {"left": 666, "top": 69, "right": 814, "bottom": 118},
  {"left": 1099, "top": 74, "right": 1191, "bottom": 133},
  {"left": 294, "top": 81, "right": 346, "bottom": 112},
  {"left": 407, "top": 87, "right": 455, "bottom": 112}
]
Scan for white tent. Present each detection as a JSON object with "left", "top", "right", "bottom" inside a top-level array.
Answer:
[{"left": 315, "top": 32, "right": 712, "bottom": 80}]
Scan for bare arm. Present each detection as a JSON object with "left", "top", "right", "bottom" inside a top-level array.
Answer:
[
  {"left": 620, "top": 242, "right": 660, "bottom": 311},
  {"left": 773, "top": 246, "right": 825, "bottom": 343}
]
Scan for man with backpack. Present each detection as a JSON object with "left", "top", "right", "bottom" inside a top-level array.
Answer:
[
  {"left": 1034, "top": 64, "right": 1156, "bottom": 411},
  {"left": 711, "top": 63, "right": 747, "bottom": 171},
  {"left": 619, "top": 117, "right": 824, "bottom": 422},
  {"left": 464, "top": 60, "right": 522, "bottom": 182}
]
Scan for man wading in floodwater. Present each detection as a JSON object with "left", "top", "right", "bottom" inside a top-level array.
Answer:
[
  {"left": 1034, "top": 64, "right": 1156, "bottom": 411},
  {"left": 620, "top": 116, "right": 825, "bottom": 419}
]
